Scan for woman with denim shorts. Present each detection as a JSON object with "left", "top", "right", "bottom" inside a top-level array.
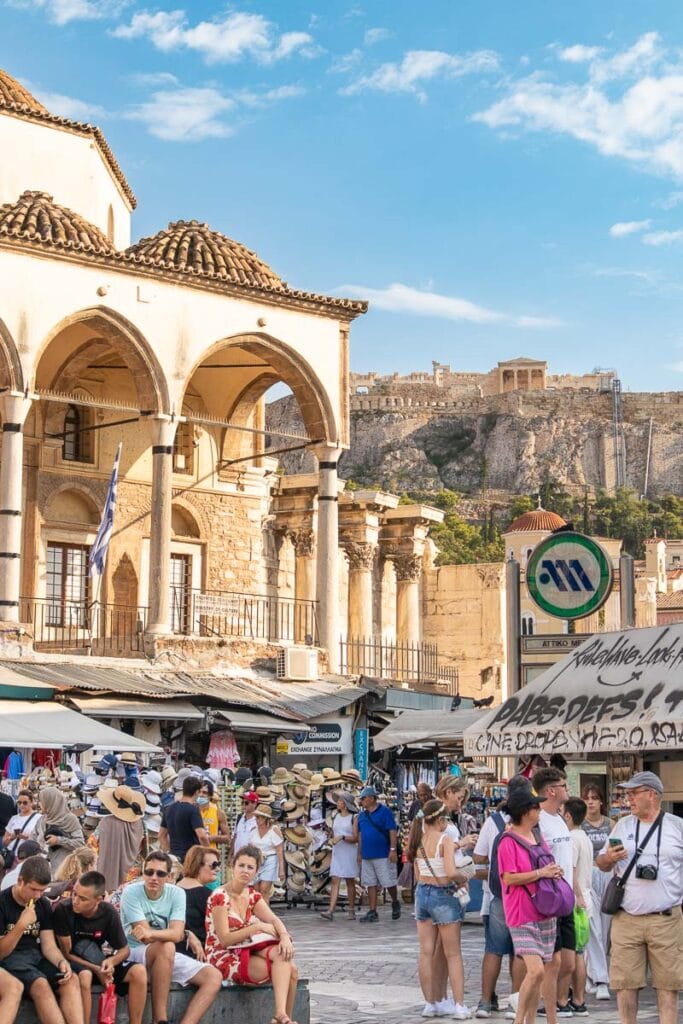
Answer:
[{"left": 412, "top": 799, "right": 476, "bottom": 1021}]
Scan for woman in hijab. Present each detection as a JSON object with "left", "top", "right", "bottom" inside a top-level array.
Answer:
[
  {"left": 35, "top": 786, "right": 84, "bottom": 872},
  {"left": 94, "top": 784, "right": 146, "bottom": 893}
]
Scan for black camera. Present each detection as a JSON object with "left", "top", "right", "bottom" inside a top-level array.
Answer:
[{"left": 635, "top": 864, "right": 658, "bottom": 881}]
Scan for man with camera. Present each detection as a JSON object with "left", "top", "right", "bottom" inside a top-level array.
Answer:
[{"left": 596, "top": 771, "right": 683, "bottom": 1024}]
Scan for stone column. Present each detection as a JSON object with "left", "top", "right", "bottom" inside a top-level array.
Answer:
[
  {"left": 394, "top": 552, "right": 422, "bottom": 644},
  {"left": 315, "top": 444, "right": 341, "bottom": 672},
  {"left": 345, "top": 542, "right": 375, "bottom": 639},
  {"left": 291, "top": 528, "right": 316, "bottom": 641},
  {"left": 0, "top": 394, "right": 32, "bottom": 622},
  {"left": 147, "top": 417, "right": 176, "bottom": 635}
]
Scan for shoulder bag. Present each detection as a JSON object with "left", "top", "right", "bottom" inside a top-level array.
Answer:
[{"left": 601, "top": 812, "right": 663, "bottom": 915}]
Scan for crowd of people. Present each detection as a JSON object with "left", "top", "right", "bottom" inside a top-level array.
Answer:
[{"left": 404, "top": 767, "right": 683, "bottom": 1024}]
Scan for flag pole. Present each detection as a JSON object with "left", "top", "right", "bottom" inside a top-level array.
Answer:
[{"left": 88, "top": 443, "right": 123, "bottom": 642}]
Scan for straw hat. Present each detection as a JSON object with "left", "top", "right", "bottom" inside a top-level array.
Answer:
[
  {"left": 293, "top": 768, "right": 313, "bottom": 783},
  {"left": 160, "top": 765, "right": 178, "bottom": 787},
  {"left": 312, "top": 875, "right": 330, "bottom": 894},
  {"left": 283, "top": 825, "right": 311, "bottom": 846},
  {"left": 309, "top": 773, "right": 324, "bottom": 790},
  {"left": 284, "top": 849, "right": 308, "bottom": 871},
  {"left": 254, "top": 804, "right": 274, "bottom": 819},
  {"left": 271, "top": 767, "right": 295, "bottom": 786},
  {"left": 288, "top": 783, "right": 309, "bottom": 801},
  {"left": 119, "top": 753, "right": 138, "bottom": 766},
  {"left": 291, "top": 763, "right": 308, "bottom": 772},
  {"left": 97, "top": 785, "right": 146, "bottom": 823},
  {"left": 255, "top": 786, "right": 274, "bottom": 804},
  {"left": 287, "top": 874, "right": 306, "bottom": 893},
  {"left": 321, "top": 770, "right": 343, "bottom": 786},
  {"left": 341, "top": 769, "right": 363, "bottom": 786},
  {"left": 310, "top": 851, "right": 332, "bottom": 876}
]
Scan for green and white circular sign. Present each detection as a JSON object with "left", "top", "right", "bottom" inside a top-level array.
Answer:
[{"left": 526, "top": 532, "right": 613, "bottom": 620}]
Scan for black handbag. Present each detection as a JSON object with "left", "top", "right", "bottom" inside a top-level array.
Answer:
[{"left": 601, "top": 813, "right": 662, "bottom": 916}]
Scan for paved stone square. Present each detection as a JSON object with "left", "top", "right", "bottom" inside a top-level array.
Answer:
[{"left": 280, "top": 905, "right": 667, "bottom": 1024}]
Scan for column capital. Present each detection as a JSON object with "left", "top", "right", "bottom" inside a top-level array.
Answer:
[
  {"left": 392, "top": 552, "right": 422, "bottom": 582},
  {"left": 149, "top": 415, "right": 177, "bottom": 448},
  {"left": 290, "top": 528, "right": 316, "bottom": 558},
  {"left": 312, "top": 442, "right": 343, "bottom": 466},
  {"left": 344, "top": 541, "right": 375, "bottom": 572},
  {"left": 0, "top": 393, "right": 32, "bottom": 426}
]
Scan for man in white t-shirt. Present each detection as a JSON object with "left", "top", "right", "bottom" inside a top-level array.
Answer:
[
  {"left": 596, "top": 771, "right": 683, "bottom": 1024},
  {"left": 534, "top": 767, "right": 574, "bottom": 1022}
]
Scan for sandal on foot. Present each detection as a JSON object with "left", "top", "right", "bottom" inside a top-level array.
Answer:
[{"left": 319, "top": 911, "right": 334, "bottom": 921}]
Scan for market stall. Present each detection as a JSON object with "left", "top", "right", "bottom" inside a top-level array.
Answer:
[{"left": 464, "top": 622, "right": 683, "bottom": 813}]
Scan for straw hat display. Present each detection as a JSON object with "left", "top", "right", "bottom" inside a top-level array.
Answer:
[
  {"left": 288, "top": 783, "right": 309, "bottom": 801},
  {"left": 310, "top": 850, "right": 331, "bottom": 876},
  {"left": 255, "top": 786, "right": 274, "bottom": 804},
  {"left": 283, "top": 824, "right": 311, "bottom": 846},
  {"left": 341, "top": 768, "right": 363, "bottom": 787},
  {"left": 284, "top": 849, "right": 308, "bottom": 871},
  {"left": 271, "top": 767, "right": 295, "bottom": 786},
  {"left": 320, "top": 768, "right": 343, "bottom": 786},
  {"left": 97, "top": 784, "right": 146, "bottom": 823},
  {"left": 309, "top": 773, "right": 324, "bottom": 790}
]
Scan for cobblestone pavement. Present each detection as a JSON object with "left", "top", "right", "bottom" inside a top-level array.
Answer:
[{"left": 279, "top": 905, "right": 668, "bottom": 1024}]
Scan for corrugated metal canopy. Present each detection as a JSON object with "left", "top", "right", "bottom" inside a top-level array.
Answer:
[
  {"left": 0, "top": 701, "right": 161, "bottom": 751},
  {"left": 215, "top": 709, "right": 308, "bottom": 734},
  {"left": 68, "top": 696, "right": 204, "bottom": 721},
  {"left": 6, "top": 664, "right": 366, "bottom": 722}
]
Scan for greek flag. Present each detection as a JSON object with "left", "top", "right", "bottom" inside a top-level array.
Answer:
[{"left": 89, "top": 442, "right": 122, "bottom": 577}]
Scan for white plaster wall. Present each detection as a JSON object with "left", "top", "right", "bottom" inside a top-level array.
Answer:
[
  {"left": 0, "top": 114, "right": 131, "bottom": 248},
  {"left": 0, "top": 248, "right": 345, "bottom": 443}
]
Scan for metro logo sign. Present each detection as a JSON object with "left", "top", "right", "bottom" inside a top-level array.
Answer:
[{"left": 527, "top": 532, "right": 613, "bottom": 620}]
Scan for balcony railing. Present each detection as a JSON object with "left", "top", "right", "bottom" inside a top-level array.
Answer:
[
  {"left": 20, "top": 598, "right": 147, "bottom": 656},
  {"left": 20, "top": 590, "right": 318, "bottom": 655},
  {"left": 340, "top": 636, "right": 459, "bottom": 694},
  {"left": 177, "top": 588, "right": 318, "bottom": 645}
]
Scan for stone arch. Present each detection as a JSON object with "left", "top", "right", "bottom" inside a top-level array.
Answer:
[
  {"left": 181, "top": 332, "right": 337, "bottom": 445},
  {"left": 171, "top": 501, "right": 202, "bottom": 539},
  {"left": 0, "top": 318, "right": 25, "bottom": 393},
  {"left": 44, "top": 484, "right": 100, "bottom": 526},
  {"left": 221, "top": 371, "right": 280, "bottom": 464},
  {"left": 33, "top": 306, "right": 170, "bottom": 416}
]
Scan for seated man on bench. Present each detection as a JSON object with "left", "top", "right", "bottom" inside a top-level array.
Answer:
[
  {"left": 54, "top": 871, "right": 147, "bottom": 1024},
  {"left": 121, "top": 851, "right": 221, "bottom": 1024}
]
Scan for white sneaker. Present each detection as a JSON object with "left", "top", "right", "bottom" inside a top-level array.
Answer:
[
  {"left": 585, "top": 980, "right": 596, "bottom": 995},
  {"left": 452, "top": 1005, "right": 473, "bottom": 1021},
  {"left": 504, "top": 1013, "right": 516, "bottom": 1021},
  {"left": 595, "top": 984, "right": 611, "bottom": 1001},
  {"left": 507, "top": 992, "right": 519, "bottom": 1011},
  {"left": 423, "top": 1003, "right": 440, "bottom": 1017},
  {"left": 435, "top": 999, "right": 458, "bottom": 1017}
]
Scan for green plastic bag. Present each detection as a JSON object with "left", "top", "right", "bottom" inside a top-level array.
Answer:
[{"left": 573, "top": 906, "right": 589, "bottom": 950}]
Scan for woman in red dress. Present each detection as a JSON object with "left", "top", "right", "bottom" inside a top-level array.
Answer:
[{"left": 205, "top": 844, "right": 299, "bottom": 1024}]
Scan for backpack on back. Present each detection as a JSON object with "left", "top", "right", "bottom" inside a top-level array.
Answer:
[
  {"left": 487, "top": 812, "right": 507, "bottom": 900},
  {"left": 501, "top": 832, "right": 575, "bottom": 919}
]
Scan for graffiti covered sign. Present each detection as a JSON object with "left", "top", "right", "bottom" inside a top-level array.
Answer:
[{"left": 464, "top": 624, "right": 683, "bottom": 756}]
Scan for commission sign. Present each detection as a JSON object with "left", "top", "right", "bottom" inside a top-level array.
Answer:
[{"left": 527, "top": 532, "right": 613, "bottom": 620}]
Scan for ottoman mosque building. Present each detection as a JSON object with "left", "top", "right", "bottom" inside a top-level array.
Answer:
[{"left": 0, "top": 66, "right": 368, "bottom": 669}]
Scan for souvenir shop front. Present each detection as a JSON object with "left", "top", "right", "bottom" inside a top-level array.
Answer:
[{"left": 464, "top": 622, "right": 683, "bottom": 817}]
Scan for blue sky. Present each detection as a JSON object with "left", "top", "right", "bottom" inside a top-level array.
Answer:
[{"left": 3, "top": 1, "right": 683, "bottom": 391}]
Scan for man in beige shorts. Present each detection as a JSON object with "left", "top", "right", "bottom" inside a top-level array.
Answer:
[{"left": 596, "top": 771, "right": 683, "bottom": 1024}]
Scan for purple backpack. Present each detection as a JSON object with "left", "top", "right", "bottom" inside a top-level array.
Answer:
[{"left": 503, "top": 833, "right": 575, "bottom": 919}]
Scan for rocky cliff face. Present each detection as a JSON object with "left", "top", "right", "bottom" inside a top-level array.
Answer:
[{"left": 266, "top": 390, "right": 683, "bottom": 496}]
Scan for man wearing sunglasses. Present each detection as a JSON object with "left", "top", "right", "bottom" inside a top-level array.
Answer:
[{"left": 121, "top": 851, "right": 221, "bottom": 1024}]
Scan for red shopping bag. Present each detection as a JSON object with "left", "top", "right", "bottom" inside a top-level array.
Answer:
[{"left": 97, "top": 983, "right": 117, "bottom": 1024}]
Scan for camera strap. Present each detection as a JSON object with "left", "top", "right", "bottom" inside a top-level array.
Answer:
[{"left": 634, "top": 811, "right": 663, "bottom": 871}]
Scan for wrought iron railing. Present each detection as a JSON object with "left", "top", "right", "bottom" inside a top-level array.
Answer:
[
  {"left": 20, "top": 598, "right": 147, "bottom": 656},
  {"left": 174, "top": 588, "right": 318, "bottom": 645},
  {"left": 340, "top": 636, "right": 459, "bottom": 693}
]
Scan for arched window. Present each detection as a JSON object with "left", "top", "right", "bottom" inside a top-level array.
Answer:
[
  {"left": 521, "top": 613, "right": 535, "bottom": 636},
  {"left": 62, "top": 405, "right": 92, "bottom": 463}
]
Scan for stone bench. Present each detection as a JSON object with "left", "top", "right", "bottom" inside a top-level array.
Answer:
[{"left": 14, "top": 980, "right": 310, "bottom": 1024}]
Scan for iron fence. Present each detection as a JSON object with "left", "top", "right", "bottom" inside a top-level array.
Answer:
[
  {"left": 20, "top": 598, "right": 147, "bottom": 656},
  {"left": 174, "top": 588, "right": 318, "bottom": 644},
  {"left": 340, "top": 636, "right": 459, "bottom": 692}
]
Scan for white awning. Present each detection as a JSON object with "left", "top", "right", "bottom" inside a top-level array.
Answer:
[
  {"left": 372, "top": 709, "right": 485, "bottom": 751},
  {"left": 214, "top": 709, "right": 309, "bottom": 735},
  {"left": 68, "top": 696, "right": 203, "bottom": 721},
  {"left": 0, "top": 701, "right": 162, "bottom": 752},
  {"left": 464, "top": 623, "right": 683, "bottom": 757}
]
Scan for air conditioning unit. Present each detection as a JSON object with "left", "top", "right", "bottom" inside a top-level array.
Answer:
[{"left": 276, "top": 645, "right": 318, "bottom": 681}]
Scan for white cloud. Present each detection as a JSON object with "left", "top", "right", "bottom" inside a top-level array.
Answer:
[
  {"left": 235, "top": 84, "right": 306, "bottom": 108},
  {"left": 30, "top": 86, "right": 105, "bottom": 121},
  {"left": 591, "top": 266, "right": 658, "bottom": 283},
  {"left": 559, "top": 44, "right": 603, "bottom": 64},
  {"left": 336, "top": 282, "right": 561, "bottom": 327},
  {"left": 125, "top": 86, "right": 235, "bottom": 141},
  {"left": 657, "top": 189, "right": 683, "bottom": 209},
  {"left": 129, "top": 71, "right": 179, "bottom": 87},
  {"left": 342, "top": 48, "right": 500, "bottom": 101},
  {"left": 609, "top": 219, "right": 651, "bottom": 237},
  {"left": 670, "top": 360, "right": 683, "bottom": 372},
  {"left": 474, "top": 35, "right": 683, "bottom": 180},
  {"left": 642, "top": 229, "right": 683, "bottom": 245},
  {"left": 112, "top": 9, "right": 317, "bottom": 65},
  {"left": 7, "top": 0, "right": 127, "bottom": 22},
  {"left": 364, "top": 27, "right": 390, "bottom": 46}
]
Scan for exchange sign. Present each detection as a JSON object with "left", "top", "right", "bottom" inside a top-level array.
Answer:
[{"left": 527, "top": 532, "right": 613, "bottom": 621}]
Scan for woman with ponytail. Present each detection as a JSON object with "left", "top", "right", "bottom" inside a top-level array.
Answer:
[{"left": 411, "top": 799, "right": 476, "bottom": 1020}]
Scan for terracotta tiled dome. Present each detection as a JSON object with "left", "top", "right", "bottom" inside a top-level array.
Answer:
[
  {"left": 126, "top": 220, "right": 284, "bottom": 290},
  {"left": 0, "top": 68, "right": 48, "bottom": 114},
  {"left": 504, "top": 507, "right": 567, "bottom": 534},
  {"left": 0, "top": 191, "right": 113, "bottom": 253}
]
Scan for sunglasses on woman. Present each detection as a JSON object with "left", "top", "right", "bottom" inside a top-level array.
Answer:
[
  {"left": 143, "top": 868, "right": 169, "bottom": 878},
  {"left": 206, "top": 861, "right": 220, "bottom": 870}
]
